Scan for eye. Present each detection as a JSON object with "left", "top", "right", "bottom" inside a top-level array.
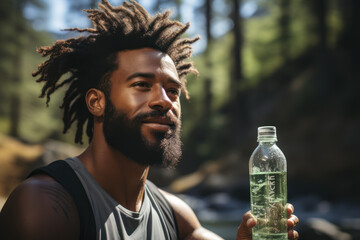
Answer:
[
  {"left": 131, "top": 81, "right": 151, "bottom": 90},
  {"left": 168, "top": 88, "right": 181, "bottom": 97}
]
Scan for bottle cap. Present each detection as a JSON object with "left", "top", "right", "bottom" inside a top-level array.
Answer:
[{"left": 257, "top": 126, "right": 277, "bottom": 142}]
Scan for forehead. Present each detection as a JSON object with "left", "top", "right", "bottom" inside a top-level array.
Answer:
[{"left": 115, "top": 48, "right": 178, "bottom": 78}]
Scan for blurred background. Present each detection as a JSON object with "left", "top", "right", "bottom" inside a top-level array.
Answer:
[{"left": 0, "top": 0, "right": 359, "bottom": 239}]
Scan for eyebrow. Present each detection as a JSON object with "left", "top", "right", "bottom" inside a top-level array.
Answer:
[
  {"left": 126, "top": 72, "right": 183, "bottom": 88},
  {"left": 126, "top": 72, "right": 155, "bottom": 81}
]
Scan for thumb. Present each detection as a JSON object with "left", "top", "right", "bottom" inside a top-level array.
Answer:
[{"left": 236, "top": 211, "right": 256, "bottom": 240}]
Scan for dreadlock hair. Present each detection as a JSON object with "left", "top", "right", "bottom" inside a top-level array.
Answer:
[{"left": 32, "top": 0, "right": 199, "bottom": 144}]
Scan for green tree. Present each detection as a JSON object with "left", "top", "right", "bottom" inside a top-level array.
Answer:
[
  {"left": 229, "top": 0, "right": 245, "bottom": 146},
  {"left": 203, "top": 0, "right": 214, "bottom": 118},
  {"left": 0, "top": 0, "right": 54, "bottom": 141}
]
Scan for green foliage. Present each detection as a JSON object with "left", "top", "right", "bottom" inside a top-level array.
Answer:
[
  {"left": 0, "top": 0, "right": 348, "bottom": 154},
  {"left": 181, "top": 0, "right": 345, "bottom": 169},
  {"left": 0, "top": 1, "right": 65, "bottom": 143}
]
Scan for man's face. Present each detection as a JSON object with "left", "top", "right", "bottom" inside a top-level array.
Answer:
[{"left": 102, "top": 48, "right": 182, "bottom": 168}]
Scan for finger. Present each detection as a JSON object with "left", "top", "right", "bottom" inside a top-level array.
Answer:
[
  {"left": 236, "top": 211, "right": 257, "bottom": 238},
  {"left": 288, "top": 229, "right": 299, "bottom": 239},
  {"left": 245, "top": 211, "right": 257, "bottom": 228},
  {"left": 287, "top": 214, "right": 299, "bottom": 229},
  {"left": 242, "top": 211, "right": 257, "bottom": 228},
  {"left": 286, "top": 203, "right": 294, "bottom": 215}
]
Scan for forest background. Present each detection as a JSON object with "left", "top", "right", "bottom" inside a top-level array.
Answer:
[{"left": 0, "top": 0, "right": 359, "bottom": 239}]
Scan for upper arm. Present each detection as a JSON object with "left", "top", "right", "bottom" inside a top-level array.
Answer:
[
  {"left": 0, "top": 175, "right": 80, "bottom": 240},
  {"left": 160, "top": 189, "right": 223, "bottom": 240}
]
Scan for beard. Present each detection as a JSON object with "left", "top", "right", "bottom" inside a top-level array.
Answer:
[{"left": 102, "top": 97, "right": 182, "bottom": 168}]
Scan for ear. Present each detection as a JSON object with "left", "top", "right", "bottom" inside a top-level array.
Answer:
[{"left": 85, "top": 88, "right": 106, "bottom": 118}]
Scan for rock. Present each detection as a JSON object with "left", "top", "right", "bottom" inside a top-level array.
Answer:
[
  {"left": 0, "top": 136, "right": 83, "bottom": 210},
  {"left": 0, "top": 134, "right": 44, "bottom": 201},
  {"left": 298, "top": 218, "right": 352, "bottom": 240},
  {"left": 168, "top": 152, "right": 247, "bottom": 194},
  {"left": 41, "top": 139, "right": 84, "bottom": 165}
]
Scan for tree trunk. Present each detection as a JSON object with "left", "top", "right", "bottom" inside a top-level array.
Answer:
[
  {"left": 229, "top": 0, "right": 244, "bottom": 146},
  {"left": 311, "top": 0, "right": 330, "bottom": 98},
  {"left": 9, "top": 91, "right": 21, "bottom": 137},
  {"left": 314, "top": 0, "right": 327, "bottom": 50},
  {"left": 339, "top": 0, "right": 360, "bottom": 73},
  {"left": 9, "top": 0, "right": 23, "bottom": 138},
  {"left": 337, "top": 0, "right": 360, "bottom": 99},
  {"left": 203, "top": 0, "right": 213, "bottom": 118},
  {"left": 279, "top": 0, "right": 290, "bottom": 60}
]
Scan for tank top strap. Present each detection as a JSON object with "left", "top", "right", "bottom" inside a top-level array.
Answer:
[
  {"left": 28, "top": 160, "right": 96, "bottom": 240},
  {"left": 146, "top": 180, "right": 179, "bottom": 240}
]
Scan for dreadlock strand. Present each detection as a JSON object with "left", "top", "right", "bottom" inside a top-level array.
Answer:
[
  {"left": 74, "top": 98, "right": 90, "bottom": 144},
  {"left": 129, "top": 0, "right": 150, "bottom": 23},
  {"left": 38, "top": 61, "right": 73, "bottom": 102},
  {"left": 151, "top": 22, "right": 182, "bottom": 48},
  {"left": 122, "top": 1, "right": 147, "bottom": 27},
  {"left": 100, "top": 5, "right": 137, "bottom": 33},
  {"left": 112, "top": 4, "right": 135, "bottom": 17},
  {"left": 91, "top": 17, "right": 108, "bottom": 32},
  {"left": 89, "top": 9, "right": 118, "bottom": 32},
  {"left": 173, "top": 36, "right": 200, "bottom": 49},
  {"left": 54, "top": 75, "right": 76, "bottom": 91},
  {"left": 173, "top": 45, "right": 193, "bottom": 61},
  {"left": 75, "top": 120, "right": 85, "bottom": 144},
  {"left": 61, "top": 102, "right": 72, "bottom": 132},
  {"left": 86, "top": 117, "right": 94, "bottom": 142},
  {"left": 39, "top": 73, "right": 61, "bottom": 100},
  {"left": 98, "top": 3, "right": 125, "bottom": 29},
  {"left": 74, "top": 110, "right": 87, "bottom": 144},
  {"left": 179, "top": 69, "right": 197, "bottom": 79},
  {"left": 146, "top": 14, "right": 162, "bottom": 33},
  {"left": 117, "top": 4, "right": 141, "bottom": 32},
  {"left": 162, "top": 22, "right": 190, "bottom": 51},
  {"left": 118, "top": 6, "right": 140, "bottom": 31},
  {"left": 33, "top": 61, "right": 49, "bottom": 78},
  {"left": 176, "top": 62, "right": 192, "bottom": 72},
  {"left": 67, "top": 97, "right": 83, "bottom": 127},
  {"left": 172, "top": 41, "right": 197, "bottom": 64},
  {"left": 60, "top": 81, "right": 80, "bottom": 109},
  {"left": 100, "top": 0, "right": 115, "bottom": 11},
  {"left": 183, "top": 88, "right": 190, "bottom": 100},
  {"left": 147, "top": 10, "right": 173, "bottom": 33}
]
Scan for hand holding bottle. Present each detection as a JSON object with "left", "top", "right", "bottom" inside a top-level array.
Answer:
[{"left": 236, "top": 204, "right": 299, "bottom": 240}]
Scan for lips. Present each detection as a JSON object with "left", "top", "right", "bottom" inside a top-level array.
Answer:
[{"left": 141, "top": 117, "right": 175, "bottom": 131}]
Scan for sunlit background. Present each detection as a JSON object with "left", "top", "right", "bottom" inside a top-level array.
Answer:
[{"left": 1, "top": 0, "right": 360, "bottom": 239}]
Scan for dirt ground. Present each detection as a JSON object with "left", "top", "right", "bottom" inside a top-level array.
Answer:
[{"left": 0, "top": 134, "right": 44, "bottom": 208}]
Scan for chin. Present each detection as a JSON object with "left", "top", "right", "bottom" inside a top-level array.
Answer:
[{"left": 141, "top": 130, "right": 168, "bottom": 146}]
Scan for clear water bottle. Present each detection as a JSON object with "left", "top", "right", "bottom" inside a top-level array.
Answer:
[{"left": 249, "top": 126, "right": 287, "bottom": 240}]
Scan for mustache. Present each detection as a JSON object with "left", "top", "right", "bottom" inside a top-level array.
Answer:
[{"left": 133, "top": 111, "right": 180, "bottom": 126}]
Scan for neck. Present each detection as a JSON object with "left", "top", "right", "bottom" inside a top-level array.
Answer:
[{"left": 77, "top": 131, "right": 149, "bottom": 212}]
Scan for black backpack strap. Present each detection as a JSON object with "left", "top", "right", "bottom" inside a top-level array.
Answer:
[
  {"left": 28, "top": 160, "right": 96, "bottom": 240},
  {"left": 146, "top": 180, "right": 179, "bottom": 240}
]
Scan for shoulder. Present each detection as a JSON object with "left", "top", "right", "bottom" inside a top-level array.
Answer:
[
  {"left": 0, "top": 174, "right": 80, "bottom": 240},
  {"left": 159, "top": 189, "right": 223, "bottom": 240}
]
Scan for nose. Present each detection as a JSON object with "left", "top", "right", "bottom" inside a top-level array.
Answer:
[{"left": 148, "top": 86, "right": 173, "bottom": 113}]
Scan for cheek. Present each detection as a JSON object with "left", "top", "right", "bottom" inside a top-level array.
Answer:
[
  {"left": 172, "top": 101, "right": 181, "bottom": 118},
  {"left": 111, "top": 91, "right": 149, "bottom": 116},
  {"left": 126, "top": 93, "right": 148, "bottom": 108}
]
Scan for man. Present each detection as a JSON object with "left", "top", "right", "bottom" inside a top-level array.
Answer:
[{"left": 0, "top": 0, "right": 299, "bottom": 239}]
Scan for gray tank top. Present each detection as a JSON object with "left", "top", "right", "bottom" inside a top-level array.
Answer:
[{"left": 64, "top": 157, "right": 170, "bottom": 240}]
